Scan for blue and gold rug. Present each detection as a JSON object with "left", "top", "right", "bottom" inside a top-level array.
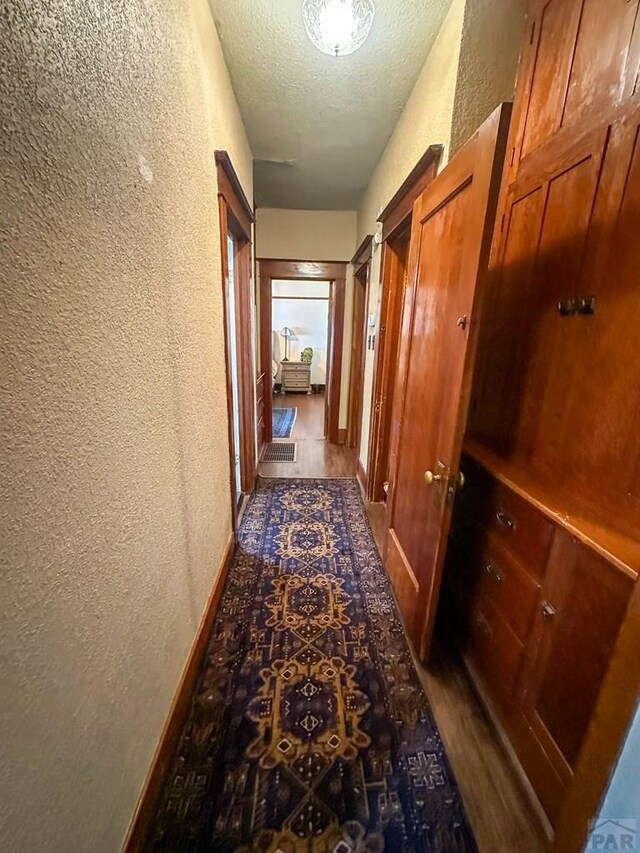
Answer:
[
  {"left": 273, "top": 407, "right": 297, "bottom": 438},
  {"left": 148, "top": 478, "right": 477, "bottom": 852}
]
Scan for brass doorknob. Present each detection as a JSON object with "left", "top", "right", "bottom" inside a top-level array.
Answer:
[{"left": 424, "top": 470, "right": 443, "bottom": 485}]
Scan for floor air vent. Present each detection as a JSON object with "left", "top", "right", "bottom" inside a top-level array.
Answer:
[{"left": 262, "top": 442, "right": 297, "bottom": 463}]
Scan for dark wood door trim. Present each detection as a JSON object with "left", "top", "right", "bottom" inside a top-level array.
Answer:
[
  {"left": 365, "top": 223, "right": 411, "bottom": 503},
  {"left": 216, "top": 152, "right": 256, "bottom": 528},
  {"left": 258, "top": 258, "right": 347, "bottom": 446},
  {"left": 351, "top": 234, "right": 374, "bottom": 273},
  {"left": 364, "top": 145, "right": 443, "bottom": 503},
  {"left": 347, "top": 260, "right": 370, "bottom": 450},
  {"left": 379, "top": 144, "right": 443, "bottom": 242},
  {"left": 215, "top": 150, "right": 254, "bottom": 240}
]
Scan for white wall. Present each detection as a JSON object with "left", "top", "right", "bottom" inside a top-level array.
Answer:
[
  {"left": 0, "top": 1, "right": 252, "bottom": 850},
  {"left": 273, "top": 301, "right": 329, "bottom": 384},
  {"left": 256, "top": 209, "right": 358, "bottom": 430},
  {"left": 272, "top": 281, "right": 330, "bottom": 385},
  {"left": 591, "top": 704, "right": 640, "bottom": 849}
]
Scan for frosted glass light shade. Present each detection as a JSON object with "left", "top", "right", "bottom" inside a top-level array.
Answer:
[{"left": 302, "top": 0, "right": 375, "bottom": 57}]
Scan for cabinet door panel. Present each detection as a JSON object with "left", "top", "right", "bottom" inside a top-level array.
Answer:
[
  {"left": 521, "top": 532, "right": 633, "bottom": 772},
  {"left": 520, "top": 0, "right": 583, "bottom": 160},
  {"left": 518, "top": 0, "right": 638, "bottom": 162},
  {"left": 563, "top": 0, "right": 639, "bottom": 125},
  {"left": 559, "top": 112, "right": 640, "bottom": 511}
]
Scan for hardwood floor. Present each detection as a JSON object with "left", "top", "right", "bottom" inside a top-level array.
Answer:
[
  {"left": 260, "top": 392, "right": 357, "bottom": 478},
  {"left": 259, "top": 391, "right": 548, "bottom": 852},
  {"left": 418, "top": 641, "right": 550, "bottom": 853}
]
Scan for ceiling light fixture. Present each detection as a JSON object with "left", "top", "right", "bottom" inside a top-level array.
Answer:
[{"left": 302, "top": 0, "right": 375, "bottom": 57}]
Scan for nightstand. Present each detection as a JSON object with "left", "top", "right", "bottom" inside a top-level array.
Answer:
[{"left": 281, "top": 361, "right": 312, "bottom": 394}]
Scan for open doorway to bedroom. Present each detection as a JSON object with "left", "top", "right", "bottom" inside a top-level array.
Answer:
[{"left": 271, "top": 279, "right": 329, "bottom": 442}]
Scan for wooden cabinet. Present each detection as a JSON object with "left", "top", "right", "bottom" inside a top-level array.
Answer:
[
  {"left": 280, "top": 361, "right": 311, "bottom": 394},
  {"left": 445, "top": 452, "right": 636, "bottom": 827},
  {"left": 427, "top": 0, "right": 640, "bottom": 843}
]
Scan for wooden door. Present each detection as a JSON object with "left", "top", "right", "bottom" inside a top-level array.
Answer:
[
  {"left": 366, "top": 226, "right": 410, "bottom": 502},
  {"left": 347, "top": 267, "right": 367, "bottom": 449},
  {"left": 386, "top": 105, "right": 511, "bottom": 660}
]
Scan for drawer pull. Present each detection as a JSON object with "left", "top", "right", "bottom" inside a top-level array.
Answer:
[
  {"left": 485, "top": 562, "right": 503, "bottom": 583},
  {"left": 541, "top": 601, "right": 557, "bottom": 619},
  {"left": 496, "top": 509, "right": 517, "bottom": 531}
]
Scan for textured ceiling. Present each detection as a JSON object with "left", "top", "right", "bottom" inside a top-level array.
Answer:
[{"left": 208, "top": 0, "right": 453, "bottom": 210}]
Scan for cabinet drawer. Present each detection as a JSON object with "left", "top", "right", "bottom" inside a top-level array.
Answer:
[
  {"left": 476, "top": 533, "right": 540, "bottom": 642},
  {"left": 486, "top": 481, "right": 553, "bottom": 578},
  {"left": 468, "top": 597, "right": 524, "bottom": 700}
]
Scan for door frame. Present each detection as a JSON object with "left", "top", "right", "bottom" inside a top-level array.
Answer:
[
  {"left": 215, "top": 151, "right": 256, "bottom": 528},
  {"left": 385, "top": 106, "right": 511, "bottom": 661},
  {"left": 365, "top": 145, "right": 443, "bottom": 503},
  {"left": 258, "top": 259, "right": 347, "bottom": 446},
  {"left": 347, "top": 236, "right": 373, "bottom": 451}
]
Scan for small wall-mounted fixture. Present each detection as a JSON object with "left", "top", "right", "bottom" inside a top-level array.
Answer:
[{"left": 557, "top": 296, "right": 596, "bottom": 317}]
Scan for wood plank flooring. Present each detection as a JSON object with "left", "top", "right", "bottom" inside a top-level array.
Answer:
[
  {"left": 258, "top": 390, "right": 549, "bottom": 853},
  {"left": 260, "top": 393, "right": 357, "bottom": 478}
]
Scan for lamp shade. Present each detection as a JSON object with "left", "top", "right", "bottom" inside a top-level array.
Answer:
[
  {"left": 302, "top": 0, "right": 375, "bottom": 57},
  {"left": 281, "top": 326, "right": 293, "bottom": 338}
]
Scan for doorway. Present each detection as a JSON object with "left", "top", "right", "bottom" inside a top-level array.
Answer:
[
  {"left": 215, "top": 151, "right": 256, "bottom": 526},
  {"left": 258, "top": 259, "right": 355, "bottom": 477},
  {"left": 271, "top": 279, "right": 330, "bottom": 442},
  {"left": 365, "top": 145, "right": 443, "bottom": 504},
  {"left": 346, "top": 237, "right": 372, "bottom": 451}
]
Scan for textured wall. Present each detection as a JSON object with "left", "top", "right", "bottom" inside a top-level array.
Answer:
[
  {"left": 356, "top": 0, "right": 466, "bottom": 468},
  {"left": 255, "top": 209, "right": 358, "bottom": 428},
  {"left": 0, "top": 1, "right": 252, "bottom": 851},
  {"left": 450, "top": 0, "right": 526, "bottom": 154}
]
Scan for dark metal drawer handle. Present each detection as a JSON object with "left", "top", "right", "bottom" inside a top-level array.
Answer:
[
  {"left": 496, "top": 509, "right": 517, "bottom": 531},
  {"left": 485, "top": 562, "right": 503, "bottom": 583}
]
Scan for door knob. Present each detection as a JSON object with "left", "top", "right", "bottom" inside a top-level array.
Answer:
[
  {"left": 457, "top": 471, "right": 465, "bottom": 489},
  {"left": 424, "top": 470, "right": 443, "bottom": 485}
]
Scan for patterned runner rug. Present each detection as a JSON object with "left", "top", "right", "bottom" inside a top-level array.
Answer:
[
  {"left": 272, "top": 407, "right": 297, "bottom": 438},
  {"left": 148, "top": 478, "right": 477, "bottom": 852}
]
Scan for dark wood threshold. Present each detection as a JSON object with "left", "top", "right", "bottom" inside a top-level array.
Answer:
[{"left": 122, "top": 534, "right": 235, "bottom": 852}]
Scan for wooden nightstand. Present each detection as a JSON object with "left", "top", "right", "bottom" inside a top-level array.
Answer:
[{"left": 281, "top": 361, "right": 312, "bottom": 394}]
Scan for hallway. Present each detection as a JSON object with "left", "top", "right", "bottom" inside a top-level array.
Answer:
[
  {"left": 4, "top": 1, "right": 640, "bottom": 851},
  {"left": 147, "top": 477, "right": 546, "bottom": 852},
  {"left": 146, "top": 479, "right": 465, "bottom": 850}
]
